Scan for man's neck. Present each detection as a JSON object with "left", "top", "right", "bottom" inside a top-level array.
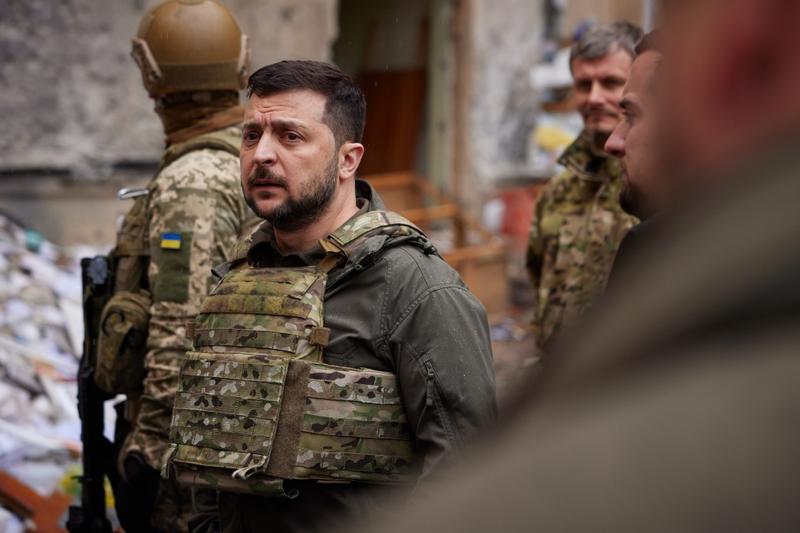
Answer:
[{"left": 273, "top": 193, "right": 359, "bottom": 255}]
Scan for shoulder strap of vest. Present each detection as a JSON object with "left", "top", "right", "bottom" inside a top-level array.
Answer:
[
  {"left": 159, "top": 126, "right": 242, "bottom": 171},
  {"left": 329, "top": 210, "right": 423, "bottom": 248},
  {"left": 317, "top": 210, "right": 429, "bottom": 273}
]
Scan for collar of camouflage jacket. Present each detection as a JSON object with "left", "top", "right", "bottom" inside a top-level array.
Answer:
[{"left": 558, "top": 130, "right": 622, "bottom": 182}]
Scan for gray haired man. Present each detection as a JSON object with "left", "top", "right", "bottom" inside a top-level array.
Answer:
[{"left": 526, "top": 22, "right": 642, "bottom": 352}]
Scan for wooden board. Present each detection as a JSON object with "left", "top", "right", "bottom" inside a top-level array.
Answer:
[{"left": 357, "top": 69, "right": 427, "bottom": 175}]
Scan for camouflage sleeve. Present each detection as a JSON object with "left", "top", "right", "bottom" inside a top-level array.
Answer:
[
  {"left": 526, "top": 183, "right": 552, "bottom": 293},
  {"left": 388, "top": 284, "right": 497, "bottom": 479},
  {"left": 148, "top": 149, "right": 246, "bottom": 310},
  {"left": 126, "top": 149, "right": 248, "bottom": 470}
]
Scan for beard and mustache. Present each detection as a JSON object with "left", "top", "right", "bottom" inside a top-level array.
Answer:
[
  {"left": 243, "top": 154, "right": 339, "bottom": 232},
  {"left": 619, "top": 174, "right": 651, "bottom": 221}
]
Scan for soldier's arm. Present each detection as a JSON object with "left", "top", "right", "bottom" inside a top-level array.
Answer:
[
  {"left": 387, "top": 281, "right": 496, "bottom": 479},
  {"left": 526, "top": 186, "right": 551, "bottom": 293},
  {"left": 149, "top": 150, "right": 245, "bottom": 306}
]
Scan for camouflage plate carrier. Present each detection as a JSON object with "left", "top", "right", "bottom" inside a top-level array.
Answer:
[{"left": 162, "top": 211, "right": 426, "bottom": 497}]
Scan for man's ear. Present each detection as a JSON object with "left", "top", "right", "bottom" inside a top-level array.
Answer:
[{"left": 338, "top": 142, "right": 365, "bottom": 182}]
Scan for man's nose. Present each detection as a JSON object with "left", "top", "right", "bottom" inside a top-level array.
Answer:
[
  {"left": 253, "top": 135, "right": 277, "bottom": 166},
  {"left": 604, "top": 127, "right": 626, "bottom": 157},
  {"left": 587, "top": 81, "right": 604, "bottom": 104}
]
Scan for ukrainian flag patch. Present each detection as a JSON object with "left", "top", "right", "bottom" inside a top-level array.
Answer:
[{"left": 160, "top": 232, "right": 182, "bottom": 250}]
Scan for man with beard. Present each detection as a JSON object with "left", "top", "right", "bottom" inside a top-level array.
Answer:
[
  {"left": 526, "top": 22, "right": 641, "bottom": 351},
  {"left": 603, "top": 31, "right": 663, "bottom": 281},
  {"left": 346, "top": 0, "right": 800, "bottom": 530},
  {"left": 163, "top": 60, "right": 496, "bottom": 533}
]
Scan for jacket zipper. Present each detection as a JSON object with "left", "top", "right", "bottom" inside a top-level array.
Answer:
[{"left": 423, "top": 359, "right": 459, "bottom": 446}]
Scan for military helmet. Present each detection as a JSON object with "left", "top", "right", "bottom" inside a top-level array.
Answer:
[{"left": 132, "top": 0, "right": 250, "bottom": 97}]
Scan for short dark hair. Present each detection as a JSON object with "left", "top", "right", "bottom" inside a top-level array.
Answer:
[
  {"left": 570, "top": 21, "right": 643, "bottom": 69},
  {"left": 247, "top": 60, "right": 366, "bottom": 145},
  {"left": 635, "top": 30, "right": 661, "bottom": 56}
]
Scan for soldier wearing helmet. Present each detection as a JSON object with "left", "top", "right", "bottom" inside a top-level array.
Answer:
[{"left": 101, "top": 1, "right": 258, "bottom": 530}]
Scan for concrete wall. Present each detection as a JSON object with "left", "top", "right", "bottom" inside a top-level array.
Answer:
[
  {"left": 465, "top": 0, "right": 542, "bottom": 202},
  {"left": 563, "top": 0, "right": 644, "bottom": 35},
  {"left": 0, "top": 0, "right": 338, "bottom": 180},
  {"left": 0, "top": 0, "right": 548, "bottom": 243}
]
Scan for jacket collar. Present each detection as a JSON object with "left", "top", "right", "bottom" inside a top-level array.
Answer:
[{"left": 557, "top": 130, "right": 621, "bottom": 182}]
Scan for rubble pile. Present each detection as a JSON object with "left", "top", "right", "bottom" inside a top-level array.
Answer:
[{"left": 0, "top": 212, "right": 94, "bottom": 530}]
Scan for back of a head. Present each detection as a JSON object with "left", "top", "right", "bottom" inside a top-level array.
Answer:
[{"left": 246, "top": 60, "right": 366, "bottom": 146}]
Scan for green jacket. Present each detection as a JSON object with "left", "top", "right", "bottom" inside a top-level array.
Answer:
[
  {"left": 196, "top": 179, "right": 496, "bottom": 533},
  {"left": 526, "top": 131, "right": 636, "bottom": 350}
]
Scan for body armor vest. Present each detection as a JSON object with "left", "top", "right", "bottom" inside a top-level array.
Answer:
[{"left": 162, "top": 211, "right": 428, "bottom": 497}]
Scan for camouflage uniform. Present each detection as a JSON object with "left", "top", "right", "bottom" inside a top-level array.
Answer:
[
  {"left": 120, "top": 125, "right": 257, "bottom": 532},
  {"left": 527, "top": 131, "right": 636, "bottom": 350},
  {"left": 187, "top": 179, "right": 497, "bottom": 533}
]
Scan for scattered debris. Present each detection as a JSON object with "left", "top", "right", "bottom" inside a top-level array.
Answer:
[{"left": 0, "top": 212, "right": 100, "bottom": 528}]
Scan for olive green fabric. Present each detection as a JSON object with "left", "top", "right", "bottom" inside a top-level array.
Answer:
[
  {"left": 95, "top": 290, "right": 152, "bottom": 394},
  {"left": 153, "top": 231, "right": 193, "bottom": 303},
  {"left": 94, "top": 186, "right": 153, "bottom": 393},
  {"left": 112, "top": 192, "right": 151, "bottom": 294}
]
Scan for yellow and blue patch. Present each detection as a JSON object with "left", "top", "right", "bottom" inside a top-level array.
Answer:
[{"left": 160, "top": 232, "right": 182, "bottom": 250}]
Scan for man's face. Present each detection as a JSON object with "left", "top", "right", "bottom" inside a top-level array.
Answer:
[
  {"left": 240, "top": 89, "right": 340, "bottom": 231},
  {"left": 572, "top": 47, "right": 633, "bottom": 138},
  {"left": 604, "top": 51, "right": 661, "bottom": 219}
]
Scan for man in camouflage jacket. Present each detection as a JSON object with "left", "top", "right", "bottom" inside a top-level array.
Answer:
[
  {"left": 527, "top": 23, "right": 640, "bottom": 351},
  {"left": 114, "top": 2, "right": 257, "bottom": 531},
  {"left": 187, "top": 60, "right": 496, "bottom": 533}
]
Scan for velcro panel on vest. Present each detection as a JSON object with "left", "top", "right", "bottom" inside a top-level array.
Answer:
[
  {"left": 169, "top": 351, "right": 288, "bottom": 475},
  {"left": 291, "top": 364, "right": 416, "bottom": 483},
  {"left": 193, "top": 266, "right": 327, "bottom": 359},
  {"left": 193, "top": 328, "right": 300, "bottom": 353},
  {"left": 167, "top": 353, "right": 416, "bottom": 492},
  {"left": 201, "top": 294, "right": 311, "bottom": 318},
  {"left": 328, "top": 211, "right": 423, "bottom": 251}
]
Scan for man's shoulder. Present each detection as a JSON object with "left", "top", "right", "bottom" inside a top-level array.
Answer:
[
  {"left": 154, "top": 146, "right": 240, "bottom": 191},
  {"left": 365, "top": 244, "right": 468, "bottom": 304}
]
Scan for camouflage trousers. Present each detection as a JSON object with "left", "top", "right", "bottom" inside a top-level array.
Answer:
[
  {"left": 122, "top": 356, "right": 180, "bottom": 470},
  {"left": 120, "top": 345, "right": 193, "bottom": 531}
]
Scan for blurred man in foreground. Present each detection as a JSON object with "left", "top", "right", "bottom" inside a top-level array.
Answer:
[
  {"left": 526, "top": 22, "right": 640, "bottom": 351},
  {"left": 351, "top": 0, "right": 800, "bottom": 530}
]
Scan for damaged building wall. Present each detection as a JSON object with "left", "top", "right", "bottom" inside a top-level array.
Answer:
[
  {"left": 460, "top": 0, "right": 543, "bottom": 209},
  {"left": 0, "top": 0, "right": 338, "bottom": 179}
]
